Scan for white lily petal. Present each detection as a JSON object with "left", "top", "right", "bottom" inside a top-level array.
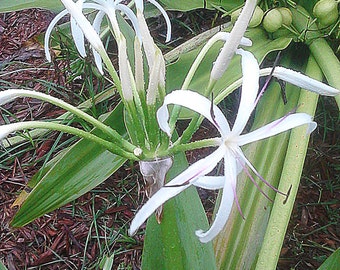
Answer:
[
  {"left": 232, "top": 48, "right": 259, "bottom": 135},
  {"left": 196, "top": 150, "right": 236, "bottom": 243},
  {"left": 156, "top": 90, "right": 230, "bottom": 137},
  {"left": 129, "top": 185, "right": 187, "bottom": 235},
  {"left": 61, "top": 0, "right": 106, "bottom": 55},
  {"left": 70, "top": 0, "right": 86, "bottom": 57},
  {"left": 92, "top": 10, "right": 106, "bottom": 74},
  {"left": 129, "top": 145, "right": 226, "bottom": 236},
  {"left": 116, "top": 3, "right": 141, "bottom": 40},
  {"left": 134, "top": 0, "right": 144, "bottom": 11},
  {"left": 238, "top": 113, "right": 316, "bottom": 146},
  {"left": 147, "top": 0, "right": 172, "bottom": 42},
  {"left": 0, "top": 89, "right": 25, "bottom": 105},
  {"left": 211, "top": 32, "right": 252, "bottom": 47},
  {"left": 44, "top": 10, "right": 69, "bottom": 62},
  {"left": 193, "top": 176, "right": 224, "bottom": 190},
  {"left": 0, "top": 122, "right": 27, "bottom": 140},
  {"left": 269, "top": 66, "right": 339, "bottom": 96}
]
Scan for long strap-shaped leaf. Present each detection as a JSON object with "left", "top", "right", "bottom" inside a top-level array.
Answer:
[{"left": 11, "top": 103, "right": 127, "bottom": 227}]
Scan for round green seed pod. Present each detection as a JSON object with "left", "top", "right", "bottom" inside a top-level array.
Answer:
[
  {"left": 231, "top": 6, "right": 264, "bottom": 28},
  {"left": 263, "top": 9, "right": 283, "bottom": 33},
  {"left": 249, "top": 6, "right": 264, "bottom": 27},
  {"left": 313, "top": 0, "right": 338, "bottom": 27},
  {"left": 277, "top": 7, "right": 293, "bottom": 26}
]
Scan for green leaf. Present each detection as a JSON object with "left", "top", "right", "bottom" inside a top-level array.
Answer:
[
  {"left": 0, "top": 260, "right": 8, "bottom": 270},
  {"left": 142, "top": 151, "right": 216, "bottom": 269},
  {"left": 159, "top": 0, "right": 243, "bottom": 11},
  {"left": 318, "top": 248, "right": 340, "bottom": 270},
  {"left": 0, "top": 0, "right": 64, "bottom": 12},
  {"left": 11, "top": 103, "right": 127, "bottom": 227}
]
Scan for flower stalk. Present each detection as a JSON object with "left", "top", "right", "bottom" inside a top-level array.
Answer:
[
  {"left": 0, "top": 89, "right": 137, "bottom": 153},
  {"left": 256, "top": 57, "right": 321, "bottom": 269},
  {"left": 1, "top": 121, "right": 137, "bottom": 160}
]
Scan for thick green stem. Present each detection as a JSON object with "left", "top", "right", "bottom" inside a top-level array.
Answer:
[
  {"left": 255, "top": 55, "right": 320, "bottom": 269},
  {"left": 290, "top": 5, "right": 340, "bottom": 109},
  {"left": 309, "top": 39, "right": 340, "bottom": 108}
]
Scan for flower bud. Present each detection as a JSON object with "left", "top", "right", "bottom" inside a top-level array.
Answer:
[
  {"left": 313, "top": 0, "right": 339, "bottom": 27},
  {"left": 263, "top": 9, "right": 283, "bottom": 33}
]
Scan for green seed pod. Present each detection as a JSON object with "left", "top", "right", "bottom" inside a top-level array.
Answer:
[
  {"left": 249, "top": 6, "right": 264, "bottom": 27},
  {"left": 313, "top": 0, "right": 338, "bottom": 27},
  {"left": 277, "top": 7, "right": 293, "bottom": 26},
  {"left": 263, "top": 9, "right": 283, "bottom": 33},
  {"left": 231, "top": 6, "right": 264, "bottom": 28}
]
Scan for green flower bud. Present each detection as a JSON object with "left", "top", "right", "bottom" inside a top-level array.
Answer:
[
  {"left": 277, "top": 7, "right": 293, "bottom": 26},
  {"left": 231, "top": 6, "right": 264, "bottom": 28},
  {"left": 263, "top": 9, "right": 283, "bottom": 33},
  {"left": 313, "top": 0, "right": 338, "bottom": 27}
]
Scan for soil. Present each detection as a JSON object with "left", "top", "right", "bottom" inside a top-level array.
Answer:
[{"left": 0, "top": 7, "right": 339, "bottom": 270}]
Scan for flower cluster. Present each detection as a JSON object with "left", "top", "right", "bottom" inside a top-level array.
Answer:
[{"left": 1, "top": 0, "right": 339, "bottom": 244}]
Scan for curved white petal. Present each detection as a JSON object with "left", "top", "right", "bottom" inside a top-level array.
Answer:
[
  {"left": 92, "top": 10, "right": 106, "bottom": 74},
  {"left": 196, "top": 150, "right": 236, "bottom": 243},
  {"left": 232, "top": 48, "right": 259, "bottom": 135},
  {"left": 44, "top": 10, "right": 69, "bottom": 62},
  {"left": 156, "top": 90, "right": 230, "bottom": 137},
  {"left": 148, "top": 0, "right": 172, "bottom": 42},
  {"left": 193, "top": 176, "right": 224, "bottom": 190},
  {"left": 70, "top": 0, "right": 86, "bottom": 57},
  {"left": 129, "top": 145, "right": 226, "bottom": 236},
  {"left": 116, "top": 3, "right": 141, "bottom": 40},
  {"left": 0, "top": 122, "right": 26, "bottom": 140},
  {"left": 61, "top": 0, "right": 105, "bottom": 54},
  {"left": 267, "top": 67, "right": 339, "bottom": 96},
  {"left": 238, "top": 113, "right": 316, "bottom": 146},
  {"left": 134, "top": 0, "right": 144, "bottom": 11},
  {"left": 0, "top": 89, "right": 25, "bottom": 105}
]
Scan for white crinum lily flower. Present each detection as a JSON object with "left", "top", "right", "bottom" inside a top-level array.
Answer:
[
  {"left": 45, "top": 0, "right": 170, "bottom": 74},
  {"left": 128, "top": 48, "right": 339, "bottom": 243}
]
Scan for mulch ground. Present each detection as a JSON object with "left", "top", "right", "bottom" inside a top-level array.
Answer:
[{"left": 0, "top": 7, "right": 339, "bottom": 270}]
